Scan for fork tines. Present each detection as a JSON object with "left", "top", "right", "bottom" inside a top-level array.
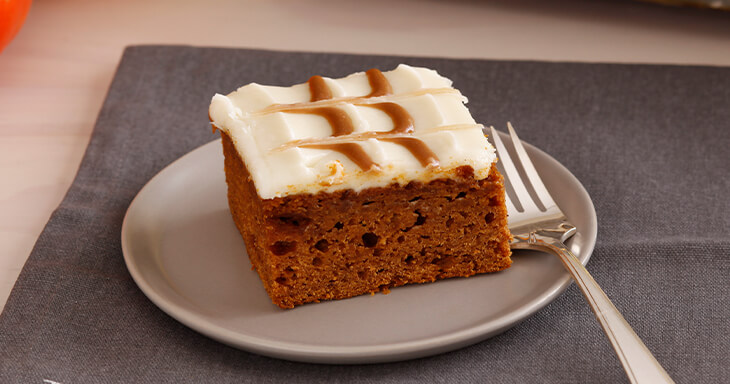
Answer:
[{"left": 490, "top": 123, "right": 558, "bottom": 216}]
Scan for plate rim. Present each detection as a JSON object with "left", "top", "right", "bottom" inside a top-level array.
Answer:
[{"left": 121, "top": 132, "right": 597, "bottom": 364}]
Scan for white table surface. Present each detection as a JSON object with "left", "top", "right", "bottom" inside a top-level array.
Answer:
[{"left": 1, "top": 0, "right": 729, "bottom": 312}]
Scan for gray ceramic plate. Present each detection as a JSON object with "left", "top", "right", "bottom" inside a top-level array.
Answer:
[{"left": 121, "top": 132, "right": 597, "bottom": 364}]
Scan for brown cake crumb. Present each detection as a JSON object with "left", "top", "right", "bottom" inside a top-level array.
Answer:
[{"left": 221, "top": 133, "right": 512, "bottom": 309}]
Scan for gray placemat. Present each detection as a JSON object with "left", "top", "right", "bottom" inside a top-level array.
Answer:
[{"left": 1, "top": 46, "right": 728, "bottom": 383}]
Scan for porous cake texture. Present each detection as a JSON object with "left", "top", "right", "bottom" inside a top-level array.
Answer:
[{"left": 210, "top": 65, "right": 512, "bottom": 308}]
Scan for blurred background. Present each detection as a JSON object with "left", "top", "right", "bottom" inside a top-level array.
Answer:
[{"left": 0, "top": 0, "right": 729, "bottom": 310}]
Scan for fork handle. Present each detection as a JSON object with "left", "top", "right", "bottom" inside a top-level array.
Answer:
[{"left": 536, "top": 238, "right": 675, "bottom": 384}]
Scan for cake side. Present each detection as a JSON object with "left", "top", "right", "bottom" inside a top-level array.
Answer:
[
  {"left": 221, "top": 132, "right": 511, "bottom": 309},
  {"left": 220, "top": 133, "right": 273, "bottom": 291}
]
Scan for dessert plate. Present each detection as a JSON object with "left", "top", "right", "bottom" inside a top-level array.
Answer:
[{"left": 121, "top": 132, "right": 597, "bottom": 364}]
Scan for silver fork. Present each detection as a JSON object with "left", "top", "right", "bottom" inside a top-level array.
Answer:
[{"left": 490, "top": 123, "right": 674, "bottom": 384}]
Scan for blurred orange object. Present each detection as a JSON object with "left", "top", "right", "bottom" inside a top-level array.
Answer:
[{"left": 0, "top": 0, "right": 32, "bottom": 53}]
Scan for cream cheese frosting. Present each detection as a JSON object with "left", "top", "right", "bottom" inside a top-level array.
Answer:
[{"left": 209, "top": 64, "right": 496, "bottom": 199}]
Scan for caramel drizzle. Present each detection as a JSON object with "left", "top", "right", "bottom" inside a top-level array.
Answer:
[
  {"left": 380, "top": 137, "right": 438, "bottom": 167},
  {"left": 360, "top": 102, "right": 438, "bottom": 167},
  {"left": 281, "top": 68, "right": 441, "bottom": 171},
  {"left": 284, "top": 107, "right": 354, "bottom": 136},
  {"left": 256, "top": 87, "right": 459, "bottom": 115},
  {"left": 302, "top": 143, "right": 378, "bottom": 171},
  {"left": 277, "top": 123, "right": 482, "bottom": 151},
  {"left": 365, "top": 68, "right": 392, "bottom": 97},
  {"left": 308, "top": 75, "right": 332, "bottom": 102},
  {"left": 361, "top": 102, "right": 413, "bottom": 134}
]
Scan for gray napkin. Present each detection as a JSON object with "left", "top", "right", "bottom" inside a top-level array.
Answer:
[{"left": 1, "top": 46, "right": 728, "bottom": 383}]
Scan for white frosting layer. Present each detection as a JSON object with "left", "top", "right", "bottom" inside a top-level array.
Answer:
[{"left": 209, "top": 64, "right": 496, "bottom": 199}]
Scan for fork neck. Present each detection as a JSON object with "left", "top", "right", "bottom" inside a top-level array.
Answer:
[{"left": 511, "top": 219, "right": 576, "bottom": 249}]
